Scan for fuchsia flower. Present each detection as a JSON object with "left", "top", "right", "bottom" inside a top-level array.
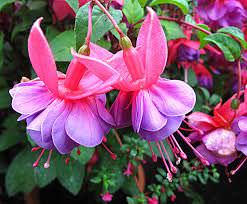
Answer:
[
  {"left": 196, "top": 0, "right": 246, "bottom": 30},
  {"left": 188, "top": 93, "right": 247, "bottom": 168},
  {"left": 101, "top": 192, "right": 113, "bottom": 202},
  {"left": 10, "top": 18, "right": 119, "bottom": 166},
  {"left": 73, "top": 8, "right": 211, "bottom": 181}
]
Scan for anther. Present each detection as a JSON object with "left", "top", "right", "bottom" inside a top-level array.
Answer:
[
  {"left": 44, "top": 150, "right": 53, "bottom": 168},
  {"left": 148, "top": 142, "right": 157, "bottom": 162}
]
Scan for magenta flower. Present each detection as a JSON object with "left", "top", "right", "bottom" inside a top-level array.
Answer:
[
  {"left": 196, "top": 0, "right": 246, "bottom": 30},
  {"left": 101, "top": 192, "right": 113, "bottom": 202},
  {"left": 10, "top": 18, "right": 119, "bottom": 157},
  {"left": 73, "top": 8, "right": 200, "bottom": 181},
  {"left": 188, "top": 93, "right": 247, "bottom": 168}
]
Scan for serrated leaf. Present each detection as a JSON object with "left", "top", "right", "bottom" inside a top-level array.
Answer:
[
  {"left": 75, "top": 4, "right": 123, "bottom": 50},
  {"left": 150, "top": 0, "right": 189, "bottom": 14},
  {"left": 0, "top": 0, "right": 15, "bottom": 11},
  {"left": 71, "top": 146, "right": 95, "bottom": 165},
  {"left": 218, "top": 26, "right": 247, "bottom": 49},
  {"left": 5, "top": 149, "right": 36, "bottom": 196},
  {"left": 205, "top": 33, "right": 241, "bottom": 62},
  {"left": 123, "top": 0, "right": 144, "bottom": 24},
  {"left": 66, "top": 0, "right": 79, "bottom": 13},
  {"left": 50, "top": 30, "right": 75, "bottom": 62},
  {"left": 57, "top": 158, "right": 85, "bottom": 195},
  {"left": 161, "top": 20, "right": 185, "bottom": 40}
]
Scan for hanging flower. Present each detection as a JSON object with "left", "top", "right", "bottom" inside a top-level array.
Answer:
[
  {"left": 10, "top": 18, "right": 119, "bottom": 166},
  {"left": 188, "top": 93, "right": 247, "bottom": 172},
  {"left": 196, "top": 0, "right": 246, "bottom": 30},
  {"left": 73, "top": 8, "right": 211, "bottom": 181}
]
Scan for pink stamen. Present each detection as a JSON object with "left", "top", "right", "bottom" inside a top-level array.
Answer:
[
  {"left": 177, "top": 130, "right": 209, "bottom": 166},
  {"left": 156, "top": 141, "right": 173, "bottom": 182},
  {"left": 33, "top": 148, "right": 45, "bottom": 168},
  {"left": 166, "top": 138, "right": 181, "bottom": 164},
  {"left": 148, "top": 142, "right": 157, "bottom": 162},
  {"left": 102, "top": 143, "right": 117, "bottom": 160},
  {"left": 31, "top": 146, "right": 41, "bottom": 152},
  {"left": 44, "top": 150, "right": 52, "bottom": 168},
  {"left": 231, "top": 156, "right": 247, "bottom": 175},
  {"left": 160, "top": 141, "right": 177, "bottom": 174},
  {"left": 168, "top": 137, "right": 180, "bottom": 154},
  {"left": 170, "top": 135, "right": 187, "bottom": 159},
  {"left": 179, "top": 127, "right": 194, "bottom": 132}
]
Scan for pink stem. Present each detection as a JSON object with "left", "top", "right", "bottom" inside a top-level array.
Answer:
[
  {"left": 93, "top": 0, "right": 124, "bottom": 37},
  {"left": 85, "top": 3, "right": 93, "bottom": 47}
]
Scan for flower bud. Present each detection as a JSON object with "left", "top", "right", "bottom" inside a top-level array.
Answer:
[
  {"left": 231, "top": 98, "right": 240, "bottom": 110},
  {"left": 78, "top": 44, "right": 90, "bottom": 56}
]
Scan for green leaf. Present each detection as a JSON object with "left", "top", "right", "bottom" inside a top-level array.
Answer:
[
  {"left": 57, "top": 158, "right": 85, "bottom": 195},
  {"left": 217, "top": 26, "right": 247, "bottom": 49},
  {"left": 209, "top": 94, "right": 221, "bottom": 106},
  {"left": 111, "top": 23, "right": 128, "bottom": 40},
  {"left": 66, "top": 0, "right": 79, "bottom": 13},
  {"left": 138, "top": 0, "right": 148, "bottom": 7},
  {"left": 196, "top": 24, "right": 210, "bottom": 48},
  {"left": 199, "top": 87, "right": 210, "bottom": 100},
  {"left": 5, "top": 149, "right": 36, "bottom": 196},
  {"left": 205, "top": 33, "right": 241, "bottom": 62},
  {"left": 96, "top": 39, "right": 112, "bottom": 49},
  {"left": 161, "top": 20, "right": 185, "bottom": 40},
  {"left": 0, "top": 115, "right": 23, "bottom": 151},
  {"left": 46, "top": 26, "right": 60, "bottom": 42},
  {"left": 185, "top": 14, "right": 196, "bottom": 24},
  {"left": 0, "top": 32, "right": 3, "bottom": 70},
  {"left": 123, "top": 0, "right": 144, "bottom": 24},
  {"left": 188, "top": 68, "right": 198, "bottom": 87},
  {"left": 50, "top": 30, "right": 75, "bottom": 62},
  {"left": 0, "top": 88, "right": 11, "bottom": 109},
  {"left": 75, "top": 4, "right": 123, "bottom": 50},
  {"left": 26, "top": 1, "right": 47, "bottom": 10},
  {"left": 71, "top": 146, "right": 95, "bottom": 165},
  {"left": 150, "top": 0, "right": 189, "bottom": 14},
  {"left": 0, "top": 0, "right": 15, "bottom": 11}
]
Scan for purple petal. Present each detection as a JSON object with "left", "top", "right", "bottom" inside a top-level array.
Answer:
[
  {"left": 196, "top": 144, "right": 217, "bottom": 164},
  {"left": 132, "top": 90, "right": 144, "bottom": 132},
  {"left": 236, "top": 132, "right": 247, "bottom": 145},
  {"left": 12, "top": 84, "right": 54, "bottom": 115},
  {"left": 139, "top": 116, "right": 183, "bottom": 141},
  {"left": 150, "top": 79, "right": 196, "bottom": 116},
  {"left": 139, "top": 90, "right": 167, "bottom": 132},
  {"left": 110, "top": 91, "right": 132, "bottom": 128},
  {"left": 65, "top": 101, "right": 104, "bottom": 147},
  {"left": 52, "top": 103, "right": 78, "bottom": 154}
]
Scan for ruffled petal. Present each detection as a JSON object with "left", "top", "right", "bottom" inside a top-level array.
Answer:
[
  {"left": 150, "top": 79, "right": 196, "bottom": 116},
  {"left": 140, "top": 90, "right": 167, "bottom": 132},
  {"left": 52, "top": 103, "right": 78, "bottom": 154},
  {"left": 65, "top": 101, "right": 104, "bottom": 147},
  {"left": 110, "top": 91, "right": 132, "bottom": 128},
  {"left": 28, "top": 18, "right": 58, "bottom": 95},
  {"left": 136, "top": 7, "right": 167, "bottom": 85},
  {"left": 139, "top": 116, "right": 183, "bottom": 141},
  {"left": 132, "top": 91, "right": 144, "bottom": 132}
]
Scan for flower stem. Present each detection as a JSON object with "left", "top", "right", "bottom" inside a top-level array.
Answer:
[
  {"left": 184, "top": 68, "right": 188, "bottom": 83},
  {"left": 134, "top": 16, "right": 212, "bottom": 35},
  {"left": 237, "top": 59, "right": 242, "bottom": 99},
  {"left": 93, "top": 0, "right": 125, "bottom": 37},
  {"left": 85, "top": 2, "right": 94, "bottom": 47}
]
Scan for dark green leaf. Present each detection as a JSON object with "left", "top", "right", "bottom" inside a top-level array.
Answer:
[
  {"left": 0, "top": 32, "right": 3, "bottom": 70},
  {"left": 218, "top": 26, "right": 247, "bottom": 49},
  {"left": 75, "top": 4, "right": 123, "bottom": 50},
  {"left": 123, "top": 0, "right": 144, "bottom": 24},
  {"left": 0, "top": 88, "right": 11, "bottom": 109},
  {"left": 150, "top": 0, "right": 189, "bottom": 14},
  {"left": 196, "top": 24, "right": 210, "bottom": 48},
  {"left": 71, "top": 146, "right": 94, "bottom": 165},
  {"left": 161, "top": 20, "right": 185, "bottom": 40},
  {"left": 188, "top": 68, "right": 198, "bottom": 87},
  {"left": 205, "top": 33, "right": 241, "bottom": 62},
  {"left": 199, "top": 87, "right": 210, "bottom": 100},
  {"left": 5, "top": 149, "right": 36, "bottom": 196},
  {"left": 111, "top": 23, "right": 128, "bottom": 40},
  {"left": 209, "top": 94, "right": 221, "bottom": 106},
  {"left": 57, "top": 158, "right": 85, "bottom": 195},
  {"left": 50, "top": 30, "right": 75, "bottom": 62},
  {"left": 0, "top": 0, "right": 15, "bottom": 11}
]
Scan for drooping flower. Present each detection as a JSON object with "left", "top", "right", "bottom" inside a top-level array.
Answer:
[
  {"left": 188, "top": 93, "right": 247, "bottom": 173},
  {"left": 10, "top": 18, "right": 119, "bottom": 166},
  {"left": 196, "top": 0, "right": 246, "bottom": 30},
  {"left": 73, "top": 8, "right": 210, "bottom": 181}
]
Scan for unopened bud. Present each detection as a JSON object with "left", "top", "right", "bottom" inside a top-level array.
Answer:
[
  {"left": 78, "top": 44, "right": 90, "bottom": 56},
  {"left": 119, "top": 36, "right": 133, "bottom": 50},
  {"left": 231, "top": 98, "right": 240, "bottom": 110}
]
